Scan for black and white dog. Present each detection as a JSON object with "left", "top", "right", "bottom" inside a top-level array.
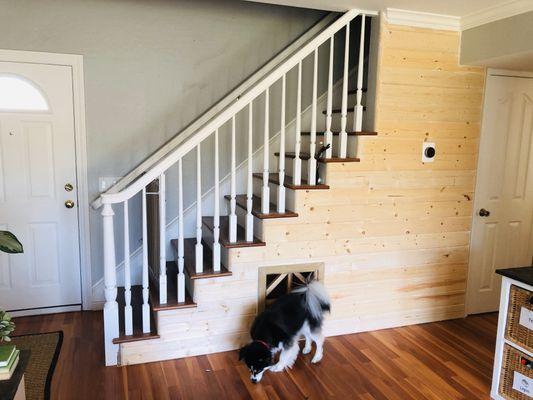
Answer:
[{"left": 239, "top": 280, "right": 330, "bottom": 383}]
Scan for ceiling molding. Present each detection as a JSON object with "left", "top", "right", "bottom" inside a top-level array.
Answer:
[
  {"left": 461, "top": 0, "right": 533, "bottom": 30},
  {"left": 384, "top": 8, "right": 460, "bottom": 31}
]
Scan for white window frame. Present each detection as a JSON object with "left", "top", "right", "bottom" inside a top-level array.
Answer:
[{"left": 0, "top": 49, "right": 92, "bottom": 310}]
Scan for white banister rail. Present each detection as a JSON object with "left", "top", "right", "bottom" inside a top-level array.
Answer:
[
  {"left": 354, "top": 14, "right": 366, "bottom": 133},
  {"left": 98, "top": 9, "right": 375, "bottom": 366}
]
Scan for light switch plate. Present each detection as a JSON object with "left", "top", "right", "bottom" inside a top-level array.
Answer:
[{"left": 99, "top": 177, "right": 121, "bottom": 192}]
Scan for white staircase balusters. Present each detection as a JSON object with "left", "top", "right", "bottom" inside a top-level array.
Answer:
[
  {"left": 229, "top": 116, "right": 238, "bottom": 242},
  {"left": 354, "top": 15, "right": 366, "bottom": 135},
  {"left": 123, "top": 200, "right": 133, "bottom": 336},
  {"left": 339, "top": 22, "right": 350, "bottom": 158},
  {"left": 213, "top": 129, "right": 221, "bottom": 271},
  {"left": 158, "top": 174, "right": 167, "bottom": 304},
  {"left": 261, "top": 88, "right": 270, "bottom": 214},
  {"left": 325, "top": 36, "right": 334, "bottom": 159},
  {"left": 293, "top": 62, "right": 302, "bottom": 185},
  {"left": 177, "top": 159, "right": 185, "bottom": 303},
  {"left": 102, "top": 203, "right": 119, "bottom": 366},
  {"left": 246, "top": 103, "right": 254, "bottom": 241},
  {"left": 195, "top": 144, "right": 203, "bottom": 272},
  {"left": 94, "top": 9, "right": 375, "bottom": 366},
  {"left": 308, "top": 49, "right": 318, "bottom": 185},
  {"left": 141, "top": 188, "right": 150, "bottom": 334},
  {"left": 277, "top": 75, "right": 286, "bottom": 213}
]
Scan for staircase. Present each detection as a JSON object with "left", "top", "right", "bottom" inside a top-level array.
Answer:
[{"left": 94, "top": 9, "right": 378, "bottom": 366}]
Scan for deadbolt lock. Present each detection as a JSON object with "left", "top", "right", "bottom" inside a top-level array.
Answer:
[{"left": 64, "top": 183, "right": 74, "bottom": 192}]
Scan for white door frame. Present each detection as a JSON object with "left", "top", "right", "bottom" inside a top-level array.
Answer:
[
  {"left": 0, "top": 49, "right": 92, "bottom": 310},
  {"left": 466, "top": 67, "right": 533, "bottom": 314}
]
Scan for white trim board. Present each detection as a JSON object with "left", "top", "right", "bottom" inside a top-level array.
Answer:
[
  {"left": 384, "top": 8, "right": 460, "bottom": 31},
  {"left": 0, "top": 49, "right": 92, "bottom": 311},
  {"left": 461, "top": 0, "right": 533, "bottom": 30}
]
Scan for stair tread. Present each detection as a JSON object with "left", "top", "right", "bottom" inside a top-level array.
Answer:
[
  {"left": 202, "top": 216, "right": 266, "bottom": 248},
  {"left": 300, "top": 131, "right": 377, "bottom": 136},
  {"left": 114, "top": 285, "right": 160, "bottom": 344},
  {"left": 224, "top": 194, "right": 298, "bottom": 219},
  {"left": 150, "top": 262, "right": 197, "bottom": 312},
  {"left": 348, "top": 88, "right": 367, "bottom": 95},
  {"left": 275, "top": 152, "right": 360, "bottom": 163},
  {"left": 252, "top": 173, "right": 329, "bottom": 190},
  {"left": 171, "top": 238, "right": 232, "bottom": 280},
  {"left": 324, "top": 106, "right": 366, "bottom": 115}
]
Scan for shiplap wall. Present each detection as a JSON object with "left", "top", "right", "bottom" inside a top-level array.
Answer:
[{"left": 120, "top": 20, "right": 486, "bottom": 365}]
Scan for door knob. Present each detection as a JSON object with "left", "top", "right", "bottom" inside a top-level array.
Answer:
[
  {"left": 479, "top": 208, "right": 490, "bottom": 217},
  {"left": 65, "top": 200, "right": 75, "bottom": 209}
]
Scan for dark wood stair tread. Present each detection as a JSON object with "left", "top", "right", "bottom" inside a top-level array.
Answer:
[
  {"left": 348, "top": 88, "right": 367, "bottom": 95},
  {"left": 300, "top": 131, "right": 377, "bottom": 136},
  {"left": 224, "top": 194, "right": 298, "bottom": 219},
  {"left": 275, "top": 152, "right": 360, "bottom": 163},
  {"left": 202, "top": 216, "right": 265, "bottom": 248},
  {"left": 150, "top": 262, "right": 197, "bottom": 312},
  {"left": 171, "top": 238, "right": 232, "bottom": 280},
  {"left": 323, "top": 107, "right": 366, "bottom": 115},
  {"left": 252, "top": 173, "right": 329, "bottom": 190},
  {"left": 114, "top": 285, "right": 160, "bottom": 344}
]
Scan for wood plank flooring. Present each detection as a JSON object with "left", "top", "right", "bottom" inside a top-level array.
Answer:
[{"left": 13, "top": 312, "right": 497, "bottom": 399}]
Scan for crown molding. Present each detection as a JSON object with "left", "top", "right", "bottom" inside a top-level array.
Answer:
[
  {"left": 384, "top": 8, "right": 460, "bottom": 31},
  {"left": 461, "top": 0, "right": 533, "bottom": 30}
]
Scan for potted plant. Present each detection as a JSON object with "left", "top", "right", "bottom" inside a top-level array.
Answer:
[{"left": 0, "top": 231, "right": 23, "bottom": 343}]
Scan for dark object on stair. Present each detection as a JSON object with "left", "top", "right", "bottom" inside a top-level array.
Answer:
[{"left": 315, "top": 144, "right": 331, "bottom": 185}]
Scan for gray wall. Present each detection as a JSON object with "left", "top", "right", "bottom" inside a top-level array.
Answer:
[
  {"left": 461, "top": 11, "right": 533, "bottom": 68},
  {"left": 0, "top": 0, "right": 326, "bottom": 287}
]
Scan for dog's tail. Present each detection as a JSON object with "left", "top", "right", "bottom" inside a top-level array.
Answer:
[{"left": 293, "top": 280, "right": 330, "bottom": 321}]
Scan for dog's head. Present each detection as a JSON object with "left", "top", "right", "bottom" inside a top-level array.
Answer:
[{"left": 239, "top": 341, "right": 273, "bottom": 383}]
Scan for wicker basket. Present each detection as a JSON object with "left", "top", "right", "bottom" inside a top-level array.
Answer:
[
  {"left": 505, "top": 285, "right": 533, "bottom": 353},
  {"left": 500, "top": 344, "right": 533, "bottom": 399}
]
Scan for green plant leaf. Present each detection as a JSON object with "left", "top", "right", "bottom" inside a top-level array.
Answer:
[{"left": 0, "top": 231, "right": 23, "bottom": 254}]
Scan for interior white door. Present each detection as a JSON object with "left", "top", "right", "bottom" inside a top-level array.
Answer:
[
  {"left": 467, "top": 72, "right": 533, "bottom": 314},
  {"left": 0, "top": 61, "right": 82, "bottom": 312}
]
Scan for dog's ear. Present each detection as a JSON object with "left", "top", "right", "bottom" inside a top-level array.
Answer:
[{"left": 239, "top": 346, "right": 247, "bottom": 361}]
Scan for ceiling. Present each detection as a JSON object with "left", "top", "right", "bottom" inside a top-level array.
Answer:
[{"left": 244, "top": 0, "right": 514, "bottom": 17}]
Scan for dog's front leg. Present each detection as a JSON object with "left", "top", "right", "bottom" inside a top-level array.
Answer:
[{"left": 270, "top": 342, "right": 299, "bottom": 372}]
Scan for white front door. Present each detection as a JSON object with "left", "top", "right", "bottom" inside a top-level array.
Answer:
[
  {"left": 0, "top": 61, "right": 82, "bottom": 313},
  {"left": 467, "top": 72, "right": 533, "bottom": 314}
]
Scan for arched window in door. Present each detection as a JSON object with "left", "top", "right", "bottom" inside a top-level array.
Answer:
[{"left": 0, "top": 74, "right": 49, "bottom": 112}]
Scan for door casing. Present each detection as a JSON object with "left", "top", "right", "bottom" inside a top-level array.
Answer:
[{"left": 0, "top": 49, "right": 92, "bottom": 310}]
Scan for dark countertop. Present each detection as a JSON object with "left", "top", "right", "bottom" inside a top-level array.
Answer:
[
  {"left": 496, "top": 267, "right": 533, "bottom": 287},
  {"left": 0, "top": 349, "right": 30, "bottom": 400}
]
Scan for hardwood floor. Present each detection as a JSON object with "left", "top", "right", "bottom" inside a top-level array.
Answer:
[{"left": 13, "top": 312, "right": 497, "bottom": 399}]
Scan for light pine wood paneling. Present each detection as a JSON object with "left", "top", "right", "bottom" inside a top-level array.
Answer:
[{"left": 120, "top": 21, "right": 485, "bottom": 365}]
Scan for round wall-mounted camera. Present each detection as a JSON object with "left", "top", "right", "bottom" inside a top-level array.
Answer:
[{"left": 422, "top": 142, "right": 436, "bottom": 163}]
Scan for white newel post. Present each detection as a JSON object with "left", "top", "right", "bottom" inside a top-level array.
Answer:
[
  {"left": 339, "top": 22, "right": 350, "bottom": 158},
  {"left": 261, "top": 88, "right": 270, "bottom": 214},
  {"left": 308, "top": 49, "right": 318, "bottom": 185},
  {"left": 102, "top": 203, "right": 119, "bottom": 366},
  {"left": 158, "top": 173, "right": 167, "bottom": 304},
  {"left": 177, "top": 159, "right": 185, "bottom": 303},
  {"left": 325, "top": 35, "right": 334, "bottom": 159},
  {"left": 354, "top": 14, "right": 366, "bottom": 134},
  {"left": 277, "top": 75, "right": 286, "bottom": 213}
]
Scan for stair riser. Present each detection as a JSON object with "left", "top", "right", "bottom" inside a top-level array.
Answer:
[
  {"left": 252, "top": 177, "right": 297, "bottom": 211},
  {"left": 300, "top": 135, "right": 361, "bottom": 159},
  {"left": 201, "top": 224, "right": 230, "bottom": 270}
]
